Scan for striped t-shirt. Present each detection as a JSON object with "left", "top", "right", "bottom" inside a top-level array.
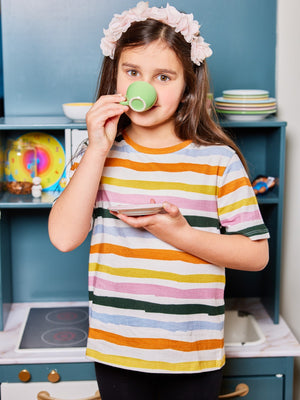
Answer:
[{"left": 71, "top": 132, "right": 269, "bottom": 374}]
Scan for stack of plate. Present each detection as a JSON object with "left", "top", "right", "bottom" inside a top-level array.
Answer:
[{"left": 214, "top": 90, "right": 277, "bottom": 121}]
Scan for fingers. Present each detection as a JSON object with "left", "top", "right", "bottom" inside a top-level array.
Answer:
[
  {"left": 162, "top": 202, "right": 180, "bottom": 217},
  {"left": 86, "top": 94, "right": 128, "bottom": 127},
  {"left": 85, "top": 94, "right": 129, "bottom": 150},
  {"left": 110, "top": 201, "right": 181, "bottom": 228}
]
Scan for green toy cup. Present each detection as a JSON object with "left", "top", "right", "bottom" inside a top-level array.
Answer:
[{"left": 120, "top": 81, "right": 157, "bottom": 112}]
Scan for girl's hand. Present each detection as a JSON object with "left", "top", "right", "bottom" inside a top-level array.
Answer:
[
  {"left": 111, "top": 202, "right": 189, "bottom": 244},
  {"left": 86, "top": 94, "right": 128, "bottom": 154}
]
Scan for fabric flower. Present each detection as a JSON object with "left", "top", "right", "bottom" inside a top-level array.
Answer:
[{"left": 99, "top": 1, "right": 213, "bottom": 65}]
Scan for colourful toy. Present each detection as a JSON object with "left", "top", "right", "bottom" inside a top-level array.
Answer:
[{"left": 252, "top": 175, "right": 277, "bottom": 194}]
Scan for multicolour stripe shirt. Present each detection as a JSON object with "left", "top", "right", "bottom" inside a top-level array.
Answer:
[{"left": 70, "top": 132, "right": 269, "bottom": 374}]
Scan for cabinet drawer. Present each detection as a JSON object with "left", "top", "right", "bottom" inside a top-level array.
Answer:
[
  {"left": 221, "top": 375, "right": 283, "bottom": 399},
  {"left": 1, "top": 380, "right": 99, "bottom": 399},
  {"left": 0, "top": 363, "right": 96, "bottom": 383}
]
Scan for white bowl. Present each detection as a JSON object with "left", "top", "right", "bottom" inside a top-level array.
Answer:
[{"left": 62, "top": 102, "right": 93, "bottom": 122}]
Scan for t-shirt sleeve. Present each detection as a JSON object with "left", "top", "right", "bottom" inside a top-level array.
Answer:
[
  {"left": 217, "top": 152, "right": 270, "bottom": 240},
  {"left": 68, "top": 141, "right": 88, "bottom": 181},
  {"left": 67, "top": 141, "right": 94, "bottom": 231}
]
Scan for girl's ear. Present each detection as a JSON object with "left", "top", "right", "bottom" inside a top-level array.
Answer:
[
  {"left": 180, "top": 83, "right": 190, "bottom": 103},
  {"left": 180, "top": 88, "right": 190, "bottom": 103}
]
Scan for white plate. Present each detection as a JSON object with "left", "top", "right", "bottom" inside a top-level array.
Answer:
[
  {"left": 109, "top": 203, "right": 164, "bottom": 216},
  {"left": 223, "top": 114, "right": 271, "bottom": 121},
  {"left": 215, "top": 96, "right": 276, "bottom": 104},
  {"left": 222, "top": 89, "right": 269, "bottom": 97}
]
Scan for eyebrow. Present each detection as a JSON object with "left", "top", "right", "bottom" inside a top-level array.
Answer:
[{"left": 121, "top": 62, "right": 178, "bottom": 76}]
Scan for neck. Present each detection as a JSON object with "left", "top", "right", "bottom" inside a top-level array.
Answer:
[{"left": 126, "top": 121, "right": 183, "bottom": 149}]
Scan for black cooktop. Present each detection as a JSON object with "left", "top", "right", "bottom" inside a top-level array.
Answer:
[{"left": 18, "top": 306, "right": 89, "bottom": 350}]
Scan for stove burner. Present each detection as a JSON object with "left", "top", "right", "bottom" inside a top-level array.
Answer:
[
  {"left": 45, "top": 308, "right": 88, "bottom": 325},
  {"left": 41, "top": 327, "right": 87, "bottom": 347},
  {"left": 18, "top": 306, "right": 89, "bottom": 350}
]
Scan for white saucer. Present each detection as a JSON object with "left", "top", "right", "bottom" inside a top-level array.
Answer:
[{"left": 109, "top": 203, "right": 164, "bottom": 216}]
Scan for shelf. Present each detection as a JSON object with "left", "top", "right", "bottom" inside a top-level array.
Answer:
[
  {"left": 0, "top": 115, "right": 287, "bottom": 131},
  {"left": 0, "top": 192, "right": 58, "bottom": 208},
  {"left": 0, "top": 116, "right": 87, "bottom": 130},
  {"left": 0, "top": 191, "right": 280, "bottom": 209},
  {"left": 219, "top": 116, "right": 287, "bottom": 129},
  {"left": 256, "top": 191, "right": 280, "bottom": 204}
]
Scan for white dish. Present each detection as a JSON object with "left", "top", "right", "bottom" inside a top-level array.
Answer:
[
  {"left": 222, "top": 89, "right": 269, "bottom": 98},
  {"left": 215, "top": 97, "right": 276, "bottom": 104},
  {"left": 222, "top": 114, "right": 272, "bottom": 121},
  {"left": 109, "top": 203, "right": 164, "bottom": 216},
  {"left": 62, "top": 102, "right": 93, "bottom": 122},
  {"left": 216, "top": 106, "right": 276, "bottom": 112}
]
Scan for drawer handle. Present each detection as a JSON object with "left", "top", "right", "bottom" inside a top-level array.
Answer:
[
  {"left": 219, "top": 383, "right": 249, "bottom": 398},
  {"left": 37, "top": 390, "right": 101, "bottom": 400},
  {"left": 18, "top": 369, "right": 31, "bottom": 382},
  {"left": 48, "top": 370, "right": 60, "bottom": 383}
]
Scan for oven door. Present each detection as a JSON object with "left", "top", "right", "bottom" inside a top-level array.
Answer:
[{"left": 1, "top": 380, "right": 99, "bottom": 400}]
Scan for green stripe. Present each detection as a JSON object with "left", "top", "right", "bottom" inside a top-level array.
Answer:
[
  {"left": 93, "top": 208, "right": 117, "bottom": 219},
  {"left": 225, "top": 224, "right": 269, "bottom": 237},
  {"left": 89, "top": 293, "right": 225, "bottom": 316},
  {"left": 93, "top": 207, "right": 220, "bottom": 229},
  {"left": 185, "top": 215, "right": 220, "bottom": 229}
]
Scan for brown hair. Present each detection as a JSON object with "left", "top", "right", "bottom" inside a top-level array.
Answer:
[{"left": 96, "top": 19, "right": 247, "bottom": 168}]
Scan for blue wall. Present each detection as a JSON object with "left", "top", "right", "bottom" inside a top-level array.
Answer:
[{"left": 1, "top": 0, "right": 277, "bottom": 117}]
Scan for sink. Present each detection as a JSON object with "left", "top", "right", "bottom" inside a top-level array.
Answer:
[{"left": 224, "top": 310, "right": 265, "bottom": 346}]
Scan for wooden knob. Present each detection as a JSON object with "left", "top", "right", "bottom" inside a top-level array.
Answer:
[
  {"left": 18, "top": 369, "right": 31, "bottom": 382},
  {"left": 48, "top": 370, "right": 60, "bottom": 383}
]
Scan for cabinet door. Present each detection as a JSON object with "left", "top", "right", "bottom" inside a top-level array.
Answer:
[{"left": 221, "top": 375, "right": 283, "bottom": 399}]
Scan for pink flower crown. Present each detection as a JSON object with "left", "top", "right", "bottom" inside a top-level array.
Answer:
[{"left": 100, "top": 1, "right": 212, "bottom": 66}]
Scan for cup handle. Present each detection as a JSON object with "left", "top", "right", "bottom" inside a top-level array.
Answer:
[{"left": 120, "top": 100, "right": 129, "bottom": 105}]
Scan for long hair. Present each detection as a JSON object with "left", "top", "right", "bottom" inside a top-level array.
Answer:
[{"left": 96, "top": 19, "right": 247, "bottom": 169}]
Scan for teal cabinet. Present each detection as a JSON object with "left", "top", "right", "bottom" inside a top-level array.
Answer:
[
  {"left": 221, "top": 376, "right": 283, "bottom": 399},
  {"left": 221, "top": 357, "right": 293, "bottom": 400},
  {"left": 221, "top": 119, "right": 286, "bottom": 324}
]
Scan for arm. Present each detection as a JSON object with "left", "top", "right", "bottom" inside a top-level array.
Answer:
[
  {"left": 112, "top": 202, "right": 269, "bottom": 271},
  {"left": 48, "top": 94, "right": 128, "bottom": 252}
]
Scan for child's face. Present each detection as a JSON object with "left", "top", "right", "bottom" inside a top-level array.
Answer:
[{"left": 116, "top": 40, "right": 186, "bottom": 130}]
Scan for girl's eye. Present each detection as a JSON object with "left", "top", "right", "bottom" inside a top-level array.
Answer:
[
  {"left": 157, "top": 74, "right": 170, "bottom": 82},
  {"left": 127, "top": 70, "right": 139, "bottom": 77}
]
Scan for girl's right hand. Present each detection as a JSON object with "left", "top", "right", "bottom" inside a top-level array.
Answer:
[{"left": 86, "top": 94, "right": 128, "bottom": 154}]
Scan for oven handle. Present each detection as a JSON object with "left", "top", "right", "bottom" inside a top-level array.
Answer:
[{"left": 37, "top": 390, "right": 101, "bottom": 400}]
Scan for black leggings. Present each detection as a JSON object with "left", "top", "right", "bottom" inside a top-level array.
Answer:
[{"left": 95, "top": 362, "right": 223, "bottom": 400}]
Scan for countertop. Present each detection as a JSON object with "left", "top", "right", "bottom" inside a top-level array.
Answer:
[{"left": 0, "top": 298, "right": 300, "bottom": 365}]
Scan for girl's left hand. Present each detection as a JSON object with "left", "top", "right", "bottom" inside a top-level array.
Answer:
[{"left": 111, "top": 202, "right": 189, "bottom": 243}]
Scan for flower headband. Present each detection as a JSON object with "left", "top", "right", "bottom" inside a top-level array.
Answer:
[{"left": 100, "top": 1, "right": 212, "bottom": 66}]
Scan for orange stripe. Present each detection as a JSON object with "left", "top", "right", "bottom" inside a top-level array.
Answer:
[
  {"left": 90, "top": 243, "right": 207, "bottom": 264},
  {"left": 89, "top": 328, "right": 224, "bottom": 352},
  {"left": 70, "top": 162, "right": 79, "bottom": 171},
  {"left": 123, "top": 132, "right": 192, "bottom": 154},
  {"left": 105, "top": 158, "right": 225, "bottom": 176},
  {"left": 218, "top": 177, "right": 251, "bottom": 197}
]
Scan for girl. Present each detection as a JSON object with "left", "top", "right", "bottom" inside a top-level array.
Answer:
[{"left": 48, "top": 2, "right": 269, "bottom": 399}]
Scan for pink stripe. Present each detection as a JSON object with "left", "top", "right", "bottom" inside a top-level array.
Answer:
[
  {"left": 221, "top": 210, "right": 262, "bottom": 226},
  {"left": 98, "top": 190, "right": 217, "bottom": 213},
  {"left": 89, "top": 277, "right": 224, "bottom": 300}
]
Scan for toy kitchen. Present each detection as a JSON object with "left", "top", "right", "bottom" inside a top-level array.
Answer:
[{"left": 0, "top": 1, "right": 300, "bottom": 399}]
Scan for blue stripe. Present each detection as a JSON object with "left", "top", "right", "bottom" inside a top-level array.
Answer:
[
  {"left": 91, "top": 310, "right": 224, "bottom": 332},
  {"left": 223, "top": 159, "right": 244, "bottom": 174},
  {"left": 179, "top": 145, "right": 234, "bottom": 159},
  {"left": 94, "top": 223, "right": 151, "bottom": 239}
]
